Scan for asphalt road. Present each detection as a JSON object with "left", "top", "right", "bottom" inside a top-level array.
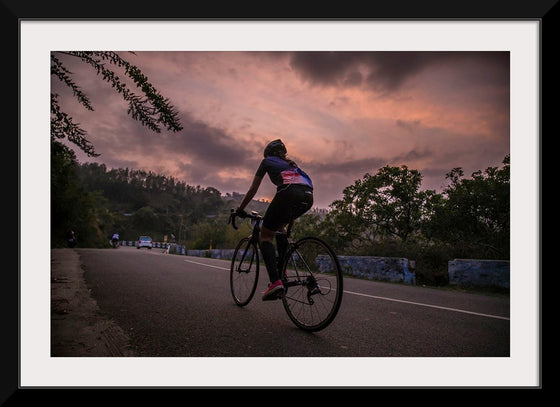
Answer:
[{"left": 77, "top": 246, "right": 509, "bottom": 357}]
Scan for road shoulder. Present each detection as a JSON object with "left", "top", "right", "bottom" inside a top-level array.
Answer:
[{"left": 51, "top": 248, "right": 135, "bottom": 357}]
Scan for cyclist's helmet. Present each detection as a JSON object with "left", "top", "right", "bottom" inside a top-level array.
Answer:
[{"left": 264, "top": 139, "right": 287, "bottom": 158}]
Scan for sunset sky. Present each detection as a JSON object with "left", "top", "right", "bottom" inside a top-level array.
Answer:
[
  {"left": 51, "top": 50, "right": 510, "bottom": 208},
  {"left": 22, "top": 21, "right": 540, "bottom": 386}
]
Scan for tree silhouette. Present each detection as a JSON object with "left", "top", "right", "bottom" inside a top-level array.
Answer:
[
  {"left": 51, "top": 51, "right": 183, "bottom": 157},
  {"left": 328, "top": 165, "right": 434, "bottom": 244}
]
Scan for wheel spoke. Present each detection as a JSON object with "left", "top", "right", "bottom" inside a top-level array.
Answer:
[{"left": 281, "top": 237, "right": 343, "bottom": 331}]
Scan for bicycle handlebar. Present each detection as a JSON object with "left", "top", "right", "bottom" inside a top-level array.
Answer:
[
  {"left": 228, "top": 208, "right": 261, "bottom": 230},
  {"left": 228, "top": 209, "right": 240, "bottom": 230}
]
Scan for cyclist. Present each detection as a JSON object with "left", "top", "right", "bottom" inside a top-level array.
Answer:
[
  {"left": 111, "top": 232, "right": 120, "bottom": 247},
  {"left": 235, "top": 139, "right": 314, "bottom": 300},
  {"left": 67, "top": 230, "right": 77, "bottom": 248}
]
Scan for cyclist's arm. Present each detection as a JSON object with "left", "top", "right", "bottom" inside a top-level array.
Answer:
[{"left": 237, "top": 175, "right": 263, "bottom": 212}]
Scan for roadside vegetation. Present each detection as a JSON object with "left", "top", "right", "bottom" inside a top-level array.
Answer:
[
  {"left": 52, "top": 146, "right": 509, "bottom": 286},
  {"left": 51, "top": 51, "right": 509, "bottom": 287}
]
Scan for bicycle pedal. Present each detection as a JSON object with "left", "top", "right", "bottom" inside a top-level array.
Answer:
[{"left": 272, "top": 290, "right": 285, "bottom": 300}]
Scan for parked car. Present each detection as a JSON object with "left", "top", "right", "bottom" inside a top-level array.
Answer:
[{"left": 137, "top": 236, "right": 153, "bottom": 249}]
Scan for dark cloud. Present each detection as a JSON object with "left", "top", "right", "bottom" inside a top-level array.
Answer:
[
  {"left": 288, "top": 51, "right": 509, "bottom": 93},
  {"left": 166, "top": 113, "right": 253, "bottom": 168},
  {"left": 366, "top": 52, "right": 434, "bottom": 92},
  {"left": 305, "top": 156, "right": 388, "bottom": 177},
  {"left": 288, "top": 52, "right": 364, "bottom": 86},
  {"left": 343, "top": 71, "right": 363, "bottom": 87},
  {"left": 303, "top": 147, "right": 435, "bottom": 180},
  {"left": 392, "top": 148, "right": 434, "bottom": 163},
  {"left": 396, "top": 119, "right": 422, "bottom": 133}
]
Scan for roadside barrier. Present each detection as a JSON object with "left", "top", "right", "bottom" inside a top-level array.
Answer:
[{"left": 119, "top": 242, "right": 509, "bottom": 288}]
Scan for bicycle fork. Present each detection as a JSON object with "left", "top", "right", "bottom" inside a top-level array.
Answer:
[{"left": 237, "top": 242, "right": 256, "bottom": 273}]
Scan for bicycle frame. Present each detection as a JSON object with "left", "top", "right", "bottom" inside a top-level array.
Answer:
[
  {"left": 281, "top": 243, "right": 324, "bottom": 306},
  {"left": 230, "top": 210, "right": 326, "bottom": 288},
  {"left": 228, "top": 208, "right": 343, "bottom": 331},
  {"left": 229, "top": 210, "right": 297, "bottom": 273},
  {"left": 230, "top": 210, "right": 310, "bottom": 281},
  {"left": 229, "top": 210, "right": 261, "bottom": 273}
]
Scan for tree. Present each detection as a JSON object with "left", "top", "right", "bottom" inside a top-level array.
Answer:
[
  {"left": 132, "top": 206, "right": 159, "bottom": 233},
  {"left": 428, "top": 155, "right": 510, "bottom": 258},
  {"left": 51, "top": 140, "right": 112, "bottom": 247},
  {"left": 51, "top": 51, "right": 183, "bottom": 157},
  {"left": 327, "top": 165, "right": 436, "bottom": 251}
]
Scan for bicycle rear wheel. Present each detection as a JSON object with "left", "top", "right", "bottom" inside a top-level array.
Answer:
[
  {"left": 230, "top": 237, "right": 259, "bottom": 306},
  {"left": 281, "top": 237, "right": 343, "bottom": 332}
]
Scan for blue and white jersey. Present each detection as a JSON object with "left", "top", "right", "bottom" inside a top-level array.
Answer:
[{"left": 255, "top": 156, "right": 313, "bottom": 191}]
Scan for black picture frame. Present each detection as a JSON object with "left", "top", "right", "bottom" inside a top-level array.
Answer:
[{"left": 10, "top": 0, "right": 553, "bottom": 400}]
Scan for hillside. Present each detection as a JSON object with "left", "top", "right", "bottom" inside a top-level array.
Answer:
[{"left": 54, "top": 161, "right": 271, "bottom": 248}]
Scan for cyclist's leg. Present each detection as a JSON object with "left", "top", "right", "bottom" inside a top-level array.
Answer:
[
  {"left": 260, "top": 194, "right": 285, "bottom": 284},
  {"left": 259, "top": 225, "right": 288, "bottom": 301},
  {"left": 259, "top": 226, "right": 281, "bottom": 284},
  {"left": 272, "top": 186, "right": 314, "bottom": 275},
  {"left": 275, "top": 227, "right": 290, "bottom": 271},
  {"left": 261, "top": 186, "right": 313, "bottom": 281},
  {"left": 261, "top": 194, "right": 297, "bottom": 300}
]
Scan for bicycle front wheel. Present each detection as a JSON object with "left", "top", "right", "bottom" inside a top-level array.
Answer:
[
  {"left": 281, "top": 237, "right": 343, "bottom": 332},
  {"left": 230, "top": 237, "right": 259, "bottom": 306}
]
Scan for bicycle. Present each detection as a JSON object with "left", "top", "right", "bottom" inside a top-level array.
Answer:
[{"left": 227, "top": 209, "right": 343, "bottom": 332}]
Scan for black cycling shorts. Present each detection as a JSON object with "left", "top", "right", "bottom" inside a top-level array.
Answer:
[{"left": 262, "top": 185, "right": 314, "bottom": 231}]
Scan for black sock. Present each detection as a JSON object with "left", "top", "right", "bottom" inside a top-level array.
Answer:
[
  {"left": 259, "top": 240, "right": 279, "bottom": 283},
  {"left": 276, "top": 233, "right": 288, "bottom": 271}
]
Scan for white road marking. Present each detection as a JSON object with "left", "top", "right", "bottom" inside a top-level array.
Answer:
[
  {"left": 184, "top": 258, "right": 510, "bottom": 321},
  {"left": 343, "top": 289, "right": 510, "bottom": 321},
  {"left": 184, "top": 258, "right": 230, "bottom": 271}
]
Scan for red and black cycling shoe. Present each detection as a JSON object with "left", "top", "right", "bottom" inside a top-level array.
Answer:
[{"left": 262, "top": 280, "right": 284, "bottom": 301}]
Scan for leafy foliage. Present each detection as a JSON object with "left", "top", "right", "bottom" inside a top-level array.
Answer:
[
  {"left": 299, "top": 156, "right": 510, "bottom": 285},
  {"left": 51, "top": 159, "right": 268, "bottom": 249},
  {"left": 50, "top": 51, "right": 183, "bottom": 157},
  {"left": 51, "top": 93, "right": 98, "bottom": 157},
  {"left": 428, "top": 155, "right": 510, "bottom": 258},
  {"left": 327, "top": 165, "right": 432, "bottom": 243},
  {"left": 52, "top": 152, "right": 509, "bottom": 286},
  {"left": 51, "top": 141, "right": 112, "bottom": 247}
]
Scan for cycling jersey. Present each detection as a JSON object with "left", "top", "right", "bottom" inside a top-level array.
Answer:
[{"left": 255, "top": 156, "right": 313, "bottom": 191}]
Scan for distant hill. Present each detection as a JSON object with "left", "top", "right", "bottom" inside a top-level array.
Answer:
[
  {"left": 74, "top": 162, "right": 270, "bottom": 244},
  {"left": 222, "top": 191, "right": 270, "bottom": 215}
]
